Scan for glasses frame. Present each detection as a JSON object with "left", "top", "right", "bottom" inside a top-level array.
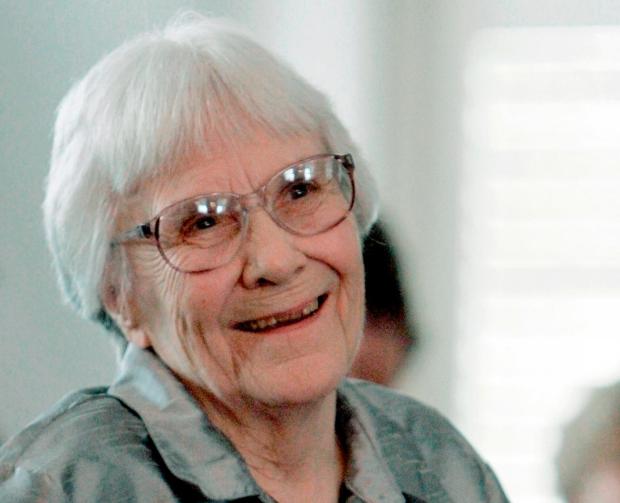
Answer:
[{"left": 111, "top": 153, "right": 356, "bottom": 273}]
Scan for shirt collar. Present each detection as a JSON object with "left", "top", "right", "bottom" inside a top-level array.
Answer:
[
  {"left": 108, "top": 344, "right": 265, "bottom": 501},
  {"left": 109, "top": 345, "right": 447, "bottom": 502},
  {"left": 338, "top": 381, "right": 450, "bottom": 503}
]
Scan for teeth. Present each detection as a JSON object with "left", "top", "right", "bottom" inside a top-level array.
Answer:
[
  {"left": 302, "top": 299, "right": 319, "bottom": 316},
  {"left": 244, "top": 298, "right": 321, "bottom": 332}
]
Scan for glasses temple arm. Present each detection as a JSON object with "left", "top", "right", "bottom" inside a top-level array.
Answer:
[
  {"left": 337, "top": 154, "right": 355, "bottom": 172},
  {"left": 112, "top": 223, "right": 153, "bottom": 245}
]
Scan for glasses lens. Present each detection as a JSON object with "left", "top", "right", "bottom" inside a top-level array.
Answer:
[
  {"left": 150, "top": 155, "right": 354, "bottom": 273},
  {"left": 157, "top": 195, "right": 243, "bottom": 272},
  {"left": 268, "top": 156, "right": 354, "bottom": 235}
]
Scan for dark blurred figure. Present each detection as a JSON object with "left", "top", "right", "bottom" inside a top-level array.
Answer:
[
  {"left": 349, "top": 220, "right": 416, "bottom": 385},
  {"left": 556, "top": 381, "right": 620, "bottom": 503}
]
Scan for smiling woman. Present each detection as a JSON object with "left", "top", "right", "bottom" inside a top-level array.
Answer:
[{"left": 0, "top": 12, "right": 508, "bottom": 503}]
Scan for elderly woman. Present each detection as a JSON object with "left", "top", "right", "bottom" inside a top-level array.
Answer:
[{"left": 0, "top": 13, "right": 508, "bottom": 503}]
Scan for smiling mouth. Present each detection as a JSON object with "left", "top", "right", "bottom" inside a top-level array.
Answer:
[{"left": 234, "top": 294, "right": 328, "bottom": 333}]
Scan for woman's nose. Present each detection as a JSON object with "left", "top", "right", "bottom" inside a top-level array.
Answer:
[{"left": 240, "top": 209, "right": 306, "bottom": 288}]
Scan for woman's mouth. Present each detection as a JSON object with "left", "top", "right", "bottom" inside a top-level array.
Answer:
[{"left": 234, "top": 295, "right": 328, "bottom": 333}]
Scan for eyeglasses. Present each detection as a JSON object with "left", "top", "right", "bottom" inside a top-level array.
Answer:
[{"left": 112, "top": 153, "right": 356, "bottom": 273}]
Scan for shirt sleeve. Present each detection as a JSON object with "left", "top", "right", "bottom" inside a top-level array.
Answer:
[{"left": 0, "top": 464, "right": 65, "bottom": 503}]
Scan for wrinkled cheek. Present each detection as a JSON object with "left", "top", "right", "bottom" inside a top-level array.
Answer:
[
  {"left": 335, "top": 277, "right": 364, "bottom": 368},
  {"left": 170, "top": 300, "right": 205, "bottom": 373},
  {"left": 347, "top": 256, "right": 366, "bottom": 361},
  {"left": 349, "top": 288, "right": 366, "bottom": 362},
  {"left": 170, "top": 301, "right": 239, "bottom": 394},
  {"left": 155, "top": 279, "right": 201, "bottom": 376}
]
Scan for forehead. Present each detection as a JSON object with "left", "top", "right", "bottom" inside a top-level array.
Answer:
[
  {"left": 115, "top": 132, "right": 325, "bottom": 226},
  {"left": 151, "top": 132, "right": 323, "bottom": 208}
]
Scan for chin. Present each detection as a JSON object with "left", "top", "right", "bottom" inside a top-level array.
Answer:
[{"left": 246, "top": 354, "right": 348, "bottom": 408}]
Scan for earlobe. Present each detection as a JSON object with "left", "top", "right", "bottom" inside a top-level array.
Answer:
[
  {"left": 101, "top": 265, "right": 153, "bottom": 349},
  {"left": 106, "top": 295, "right": 154, "bottom": 349},
  {"left": 107, "top": 294, "right": 153, "bottom": 349},
  {"left": 123, "top": 324, "right": 152, "bottom": 349}
]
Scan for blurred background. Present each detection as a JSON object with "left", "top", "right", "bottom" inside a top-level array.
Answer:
[{"left": 2, "top": 1, "right": 620, "bottom": 501}]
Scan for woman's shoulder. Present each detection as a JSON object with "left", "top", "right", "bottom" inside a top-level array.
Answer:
[
  {"left": 339, "top": 378, "right": 510, "bottom": 502},
  {"left": 1, "top": 387, "right": 148, "bottom": 459},
  {"left": 340, "top": 377, "right": 484, "bottom": 458},
  {"left": 340, "top": 377, "right": 452, "bottom": 432},
  {"left": 0, "top": 387, "right": 155, "bottom": 500}
]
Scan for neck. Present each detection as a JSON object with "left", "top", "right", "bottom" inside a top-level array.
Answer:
[{"left": 186, "top": 384, "right": 346, "bottom": 503}]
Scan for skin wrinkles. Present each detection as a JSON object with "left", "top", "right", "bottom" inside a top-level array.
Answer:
[
  {"left": 106, "top": 132, "right": 364, "bottom": 501},
  {"left": 183, "top": 373, "right": 342, "bottom": 472},
  {"left": 227, "top": 274, "right": 334, "bottom": 326},
  {"left": 172, "top": 257, "right": 357, "bottom": 398}
]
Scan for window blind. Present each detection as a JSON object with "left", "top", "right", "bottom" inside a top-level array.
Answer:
[{"left": 456, "top": 27, "right": 620, "bottom": 503}]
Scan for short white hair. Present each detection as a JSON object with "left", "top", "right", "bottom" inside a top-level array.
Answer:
[{"left": 43, "top": 12, "right": 379, "bottom": 336}]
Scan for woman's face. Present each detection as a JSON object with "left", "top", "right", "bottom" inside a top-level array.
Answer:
[{"left": 116, "top": 133, "right": 365, "bottom": 411}]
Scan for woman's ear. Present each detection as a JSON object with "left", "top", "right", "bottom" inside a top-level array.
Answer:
[{"left": 101, "top": 258, "right": 152, "bottom": 349}]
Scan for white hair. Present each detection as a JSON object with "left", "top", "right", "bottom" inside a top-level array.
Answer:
[{"left": 43, "top": 12, "right": 379, "bottom": 337}]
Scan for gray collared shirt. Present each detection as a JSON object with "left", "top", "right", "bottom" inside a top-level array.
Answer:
[{"left": 0, "top": 344, "right": 509, "bottom": 502}]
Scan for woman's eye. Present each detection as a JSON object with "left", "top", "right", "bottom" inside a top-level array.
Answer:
[
  {"left": 193, "top": 215, "right": 216, "bottom": 230},
  {"left": 288, "top": 182, "right": 315, "bottom": 200},
  {"left": 180, "top": 215, "right": 217, "bottom": 236}
]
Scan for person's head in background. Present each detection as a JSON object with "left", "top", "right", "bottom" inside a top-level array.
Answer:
[
  {"left": 556, "top": 381, "right": 620, "bottom": 503},
  {"left": 349, "top": 219, "right": 416, "bottom": 385}
]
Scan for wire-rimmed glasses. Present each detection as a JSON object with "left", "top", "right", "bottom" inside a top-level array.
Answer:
[{"left": 112, "top": 154, "right": 356, "bottom": 273}]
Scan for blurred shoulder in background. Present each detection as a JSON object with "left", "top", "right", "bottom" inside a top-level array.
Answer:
[
  {"left": 556, "top": 380, "right": 620, "bottom": 503},
  {"left": 349, "top": 219, "right": 417, "bottom": 386}
]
